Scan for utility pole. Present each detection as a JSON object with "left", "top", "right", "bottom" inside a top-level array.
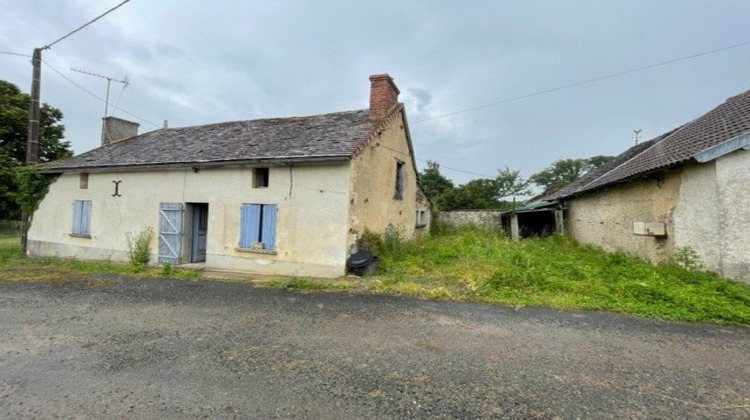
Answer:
[
  {"left": 21, "top": 48, "right": 42, "bottom": 252},
  {"left": 20, "top": 0, "right": 132, "bottom": 253},
  {"left": 26, "top": 48, "right": 42, "bottom": 164}
]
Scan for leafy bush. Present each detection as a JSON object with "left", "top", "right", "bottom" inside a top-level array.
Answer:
[
  {"left": 358, "top": 229, "right": 385, "bottom": 256},
  {"left": 125, "top": 227, "right": 154, "bottom": 268},
  {"left": 160, "top": 262, "right": 175, "bottom": 276},
  {"left": 666, "top": 246, "right": 703, "bottom": 271}
]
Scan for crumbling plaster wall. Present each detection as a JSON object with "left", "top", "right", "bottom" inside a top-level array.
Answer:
[
  {"left": 566, "top": 170, "right": 681, "bottom": 262},
  {"left": 348, "top": 111, "right": 422, "bottom": 249}
]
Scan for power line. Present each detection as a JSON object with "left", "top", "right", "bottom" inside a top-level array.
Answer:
[
  {"left": 0, "top": 51, "right": 31, "bottom": 57},
  {"left": 412, "top": 40, "right": 750, "bottom": 124},
  {"left": 43, "top": 0, "right": 131, "bottom": 50},
  {"left": 42, "top": 59, "right": 159, "bottom": 128},
  {"left": 377, "top": 142, "right": 495, "bottom": 179}
]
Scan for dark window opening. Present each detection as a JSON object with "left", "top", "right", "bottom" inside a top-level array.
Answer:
[
  {"left": 394, "top": 160, "right": 405, "bottom": 200},
  {"left": 79, "top": 173, "right": 89, "bottom": 189},
  {"left": 253, "top": 167, "right": 269, "bottom": 188}
]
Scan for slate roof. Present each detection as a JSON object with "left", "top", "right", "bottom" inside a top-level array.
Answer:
[
  {"left": 554, "top": 88, "right": 750, "bottom": 199},
  {"left": 44, "top": 109, "right": 376, "bottom": 171}
]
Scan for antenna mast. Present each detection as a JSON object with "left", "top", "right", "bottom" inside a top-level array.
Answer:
[
  {"left": 70, "top": 67, "right": 129, "bottom": 118},
  {"left": 633, "top": 129, "right": 642, "bottom": 146}
]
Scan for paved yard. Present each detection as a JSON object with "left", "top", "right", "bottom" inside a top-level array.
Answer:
[{"left": 0, "top": 273, "right": 748, "bottom": 419}]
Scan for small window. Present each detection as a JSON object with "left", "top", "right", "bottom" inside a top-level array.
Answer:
[
  {"left": 71, "top": 200, "right": 91, "bottom": 237},
  {"left": 79, "top": 173, "right": 89, "bottom": 189},
  {"left": 239, "top": 203, "right": 277, "bottom": 250},
  {"left": 394, "top": 160, "right": 405, "bottom": 200},
  {"left": 416, "top": 210, "right": 426, "bottom": 227},
  {"left": 253, "top": 167, "right": 269, "bottom": 188}
]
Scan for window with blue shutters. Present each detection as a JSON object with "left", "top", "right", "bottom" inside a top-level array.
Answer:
[
  {"left": 71, "top": 200, "right": 92, "bottom": 237},
  {"left": 239, "top": 204, "right": 277, "bottom": 250}
]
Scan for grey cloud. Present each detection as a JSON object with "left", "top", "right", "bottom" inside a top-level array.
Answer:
[{"left": 1, "top": 0, "right": 749, "bottom": 187}]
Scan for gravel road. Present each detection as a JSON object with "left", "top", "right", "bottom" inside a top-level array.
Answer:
[{"left": 0, "top": 273, "right": 748, "bottom": 419}]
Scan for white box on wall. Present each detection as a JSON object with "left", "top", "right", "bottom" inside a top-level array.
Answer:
[{"left": 633, "top": 222, "right": 666, "bottom": 237}]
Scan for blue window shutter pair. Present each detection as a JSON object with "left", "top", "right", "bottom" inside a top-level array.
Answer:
[
  {"left": 72, "top": 200, "right": 91, "bottom": 235},
  {"left": 239, "top": 204, "right": 277, "bottom": 249},
  {"left": 239, "top": 204, "right": 261, "bottom": 248}
]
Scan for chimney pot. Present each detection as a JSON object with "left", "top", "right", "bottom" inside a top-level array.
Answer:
[
  {"left": 101, "top": 116, "right": 139, "bottom": 146},
  {"left": 369, "top": 74, "right": 400, "bottom": 121}
]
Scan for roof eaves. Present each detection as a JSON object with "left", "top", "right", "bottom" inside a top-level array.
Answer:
[{"left": 42, "top": 155, "right": 351, "bottom": 173}]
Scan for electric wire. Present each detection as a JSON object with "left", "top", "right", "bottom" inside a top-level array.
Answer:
[
  {"left": 376, "top": 142, "right": 495, "bottom": 179},
  {"left": 42, "top": 59, "right": 159, "bottom": 127},
  {"left": 42, "top": 0, "right": 131, "bottom": 50},
  {"left": 0, "top": 51, "right": 31, "bottom": 57},
  {"left": 412, "top": 40, "right": 750, "bottom": 124}
]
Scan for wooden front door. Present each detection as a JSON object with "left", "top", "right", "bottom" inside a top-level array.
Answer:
[{"left": 191, "top": 204, "right": 208, "bottom": 263}]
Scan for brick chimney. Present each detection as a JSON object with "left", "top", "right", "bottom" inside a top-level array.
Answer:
[
  {"left": 101, "top": 116, "right": 139, "bottom": 146},
  {"left": 369, "top": 74, "right": 400, "bottom": 121}
]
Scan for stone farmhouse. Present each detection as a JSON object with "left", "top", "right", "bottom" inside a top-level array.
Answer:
[{"left": 29, "top": 74, "right": 430, "bottom": 277}]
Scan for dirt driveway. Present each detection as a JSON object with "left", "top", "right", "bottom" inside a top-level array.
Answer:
[{"left": 0, "top": 273, "right": 748, "bottom": 419}]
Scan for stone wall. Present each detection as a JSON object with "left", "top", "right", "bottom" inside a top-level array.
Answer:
[{"left": 437, "top": 210, "right": 503, "bottom": 230}]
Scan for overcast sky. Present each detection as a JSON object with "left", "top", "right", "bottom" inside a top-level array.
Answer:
[{"left": 2, "top": 0, "right": 749, "bottom": 188}]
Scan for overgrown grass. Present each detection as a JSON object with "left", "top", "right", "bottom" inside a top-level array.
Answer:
[
  {"left": 2, "top": 226, "right": 749, "bottom": 325},
  {"left": 0, "top": 239, "right": 201, "bottom": 281},
  {"left": 371, "top": 226, "right": 750, "bottom": 325},
  {"left": 258, "top": 278, "right": 357, "bottom": 291}
]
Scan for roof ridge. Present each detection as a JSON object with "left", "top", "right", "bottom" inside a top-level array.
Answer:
[
  {"left": 570, "top": 134, "right": 666, "bottom": 195},
  {"left": 159, "top": 108, "right": 370, "bottom": 132}
]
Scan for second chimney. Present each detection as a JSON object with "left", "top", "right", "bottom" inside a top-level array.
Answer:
[
  {"left": 101, "top": 116, "right": 140, "bottom": 146},
  {"left": 369, "top": 74, "right": 400, "bottom": 121}
]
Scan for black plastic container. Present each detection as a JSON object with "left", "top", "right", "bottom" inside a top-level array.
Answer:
[{"left": 347, "top": 250, "right": 378, "bottom": 276}]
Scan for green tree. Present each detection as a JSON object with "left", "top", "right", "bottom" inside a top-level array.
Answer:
[
  {"left": 436, "top": 167, "right": 530, "bottom": 211},
  {"left": 419, "top": 160, "right": 454, "bottom": 201},
  {"left": 530, "top": 155, "right": 614, "bottom": 194},
  {"left": 0, "top": 80, "right": 71, "bottom": 219}
]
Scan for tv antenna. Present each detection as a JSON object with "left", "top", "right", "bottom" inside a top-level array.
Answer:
[
  {"left": 70, "top": 67, "right": 129, "bottom": 119},
  {"left": 632, "top": 129, "right": 642, "bottom": 145}
]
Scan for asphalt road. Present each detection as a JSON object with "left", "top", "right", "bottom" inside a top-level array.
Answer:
[{"left": 0, "top": 273, "right": 748, "bottom": 419}]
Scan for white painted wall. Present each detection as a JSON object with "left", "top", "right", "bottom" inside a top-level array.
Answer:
[
  {"left": 28, "top": 163, "right": 352, "bottom": 277},
  {"left": 674, "top": 152, "right": 750, "bottom": 282},
  {"left": 714, "top": 150, "right": 749, "bottom": 281},
  {"left": 673, "top": 162, "right": 722, "bottom": 272}
]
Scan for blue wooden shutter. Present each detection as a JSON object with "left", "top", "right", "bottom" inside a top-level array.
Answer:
[
  {"left": 260, "top": 204, "right": 277, "bottom": 250},
  {"left": 80, "top": 201, "right": 91, "bottom": 235},
  {"left": 71, "top": 201, "right": 82, "bottom": 234},
  {"left": 239, "top": 204, "right": 261, "bottom": 248},
  {"left": 158, "top": 202, "right": 183, "bottom": 264}
]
